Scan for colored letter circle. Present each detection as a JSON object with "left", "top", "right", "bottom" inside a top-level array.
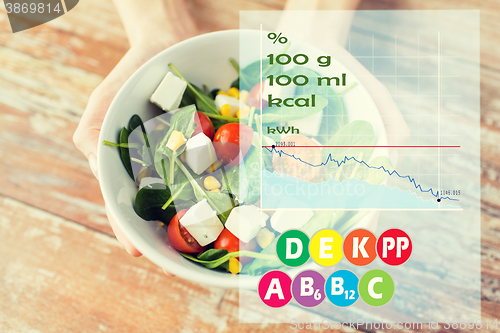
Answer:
[
  {"left": 358, "top": 269, "right": 394, "bottom": 306},
  {"left": 343, "top": 229, "right": 377, "bottom": 266},
  {"left": 258, "top": 270, "right": 292, "bottom": 307},
  {"left": 276, "top": 229, "right": 310, "bottom": 267},
  {"left": 325, "top": 270, "right": 359, "bottom": 307},
  {"left": 376, "top": 229, "right": 412, "bottom": 265},
  {"left": 309, "top": 229, "right": 343, "bottom": 266},
  {"left": 291, "top": 270, "right": 325, "bottom": 307}
]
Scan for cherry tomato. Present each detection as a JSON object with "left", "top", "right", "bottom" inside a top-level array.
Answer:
[
  {"left": 214, "top": 229, "right": 239, "bottom": 253},
  {"left": 213, "top": 123, "right": 253, "bottom": 166},
  {"left": 247, "top": 81, "right": 268, "bottom": 110},
  {"left": 192, "top": 111, "right": 215, "bottom": 140},
  {"left": 214, "top": 229, "right": 258, "bottom": 265},
  {"left": 167, "top": 209, "right": 205, "bottom": 253},
  {"left": 272, "top": 134, "right": 322, "bottom": 182}
]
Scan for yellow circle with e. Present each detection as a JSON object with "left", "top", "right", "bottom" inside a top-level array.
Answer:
[{"left": 309, "top": 229, "right": 344, "bottom": 266}]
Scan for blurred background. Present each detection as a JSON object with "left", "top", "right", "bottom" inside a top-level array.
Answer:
[{"left": 0, "top": 0, "right": 498, "bottom": 332}]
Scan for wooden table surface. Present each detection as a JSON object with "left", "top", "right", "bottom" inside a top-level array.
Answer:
[{"left": 0, "top": 0, "right": 499, "bottom": 332}]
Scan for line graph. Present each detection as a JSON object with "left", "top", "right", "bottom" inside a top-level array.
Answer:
[
  {"left": 263, "top": 146, "right": 460, "bottom": 203},
  {"left": 263, "top": 145, "right": 461, "bottom": 148}
]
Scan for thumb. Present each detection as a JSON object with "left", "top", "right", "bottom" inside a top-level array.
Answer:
[
  {"left": 73, "top": 47, "right": 152, "bottom": 179},
  {"left": 73, "top": 85, "right": 113, "bottom": 180}
]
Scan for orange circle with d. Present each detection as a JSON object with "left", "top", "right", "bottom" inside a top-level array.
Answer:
[{"left": 343, "top": 229, "right": 377, "bottom": 266}]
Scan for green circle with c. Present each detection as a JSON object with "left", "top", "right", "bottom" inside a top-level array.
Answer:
[{"left": 358, "top": 269, "right": 394, "bottom": 306}]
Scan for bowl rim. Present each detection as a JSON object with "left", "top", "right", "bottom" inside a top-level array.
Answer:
[{"left": 97, "top": 29, "right": 385, "bottom": 289}]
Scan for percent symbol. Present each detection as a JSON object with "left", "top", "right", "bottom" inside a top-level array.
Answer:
[{"left": 268, "top": 32, "right": 288, "bottom": 44}]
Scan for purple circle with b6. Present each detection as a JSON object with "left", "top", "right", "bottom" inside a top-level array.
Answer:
[{"left": 291, "top": 270, "right": 326, "bottom": 307}]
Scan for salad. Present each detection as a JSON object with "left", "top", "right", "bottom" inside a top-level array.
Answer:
[{"left": 103, "top": 56, "right": 390, "bottom": 276}]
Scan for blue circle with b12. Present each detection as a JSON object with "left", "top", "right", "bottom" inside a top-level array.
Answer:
[{"left": 325, "top": 270, "right": 359, "bottom": 307}]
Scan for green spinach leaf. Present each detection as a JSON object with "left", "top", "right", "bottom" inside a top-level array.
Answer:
[
  {"left": 128, "top": 114, "right": 146, "bottom": 133},
  {"left": 174, "top": 159, "right": 234, "bottom": 222},
  {"left": 154, "top": 105, "right": 197, "bottom": 185},
  {"left": 134, "top": 182, "right": 192, "bottom": 223},
  {"left": 181, "top": 250, "right": 274, "bottom": 270},
  {"left": 192, "top": 84, "right": 219, "bottom": 115},
  {"left": 179, "top": 85, "right": 196, "bottom": 108},
  {"left": 118, "top": 127, "right": 134, "bottom": 180},
  {"left": 196, "top": 248, "right": 230, "bottom": 272},
  {"left": 224, "top": 146, "right": 261, "bottom": 203}
]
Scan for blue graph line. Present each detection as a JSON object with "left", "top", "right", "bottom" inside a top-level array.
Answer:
[{"left": 264, "top": 146, "right": 459, "bottom": 202}]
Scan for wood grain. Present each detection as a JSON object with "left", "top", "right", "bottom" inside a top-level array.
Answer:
[{"left": 0, "top": 196, "right": 351, "bottom": 333}]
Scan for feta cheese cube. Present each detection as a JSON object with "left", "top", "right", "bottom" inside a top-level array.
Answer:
[
  {"left": 180, "top": 199, "right": 224, "bottom": 246},
  {"left": 270, "top": 208, "right": 314, "bottom": 233},
  {"left": 150, "top": 72, "right": 187, "bottom": 112},
  {"left": 215, "top": 95, "right": 242, "bottom": 117},
  {"left": 184, "top": 133, "right": 218, "bottom": 174},
  {"left": 262, "top": 78, "right": 296, "bottom": 101},
  {"left": 225, "top": 205, "right": 269, "bottom": 243},
  {"left": 287, "top": 109, "right": 323, "bottom": 137}
]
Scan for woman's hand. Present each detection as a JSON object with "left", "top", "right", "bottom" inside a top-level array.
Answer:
[{"left": 74, "top": 0, "right": 198, "bottom": 260}]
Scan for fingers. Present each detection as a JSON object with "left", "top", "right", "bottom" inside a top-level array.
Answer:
[
  {"left": 73, "top": 67, "right": 129, "bottom": 164},
  {"left": 106, "top": 205, "right": 142, "bottom": 257},
  {"left": 73, "top": 47, "right": 154, "bottom": 177},
  {"left": 107, "top": 207, "right": 175, "bottom": 275},
  {"left": 73, "top": 89, "right": 106, "bottom": 179}
]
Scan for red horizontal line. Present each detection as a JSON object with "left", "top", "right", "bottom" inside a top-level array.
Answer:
[{"left": 263, "top": 145, "right": 461, "bottom": 148}]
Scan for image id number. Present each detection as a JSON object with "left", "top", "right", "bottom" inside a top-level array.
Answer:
[{"left": 5, "top": 2, "right": 62, "bottom": 14}]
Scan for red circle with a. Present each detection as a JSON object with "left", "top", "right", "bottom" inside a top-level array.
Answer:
[
  {"left": 343, "top": 229, "right": 377, "bottom": 266},
  {"left": 376, "top": 229, "right": 412, "bottom": 265},
  {"left": 258, "top": 271, "right": 292, "bottom": 308}
]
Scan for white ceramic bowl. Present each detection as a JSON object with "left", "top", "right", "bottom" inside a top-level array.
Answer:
[{"left": 98, "top": 30, "right": 386, "bottom": 289}]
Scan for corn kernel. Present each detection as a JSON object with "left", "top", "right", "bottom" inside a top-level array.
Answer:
[
  {"left": 205, "top": 160, "right": 223, "bottom": 173},
  {"left": 239, "top": 90, "right": 249, "bottom": 104},
  {"left": 166, "top": 130, "right": 187, "bottom": 151},
  {"left": 217, "top": 90, "right": 228, "bottom": 96},
  {"left": 227, "top": 87, "right": 240, "bottom": 99},
  {"left": 210, "top": 188, "right": 221, "bottom": 193},
  {"left": 256, "top": 228, "right": 275, "bottom": 249},
  {"left": 220, "top": 104, "right": 232, "bottom": 117},
  {"left": 157, "top": 221, "right": 165, "bottom": 228},
  {"left": 229, "top": 257, "right": 242, "bottom": 274},
  {"left": 204, "top": 175, "right": 221, "bottom": 190}
]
